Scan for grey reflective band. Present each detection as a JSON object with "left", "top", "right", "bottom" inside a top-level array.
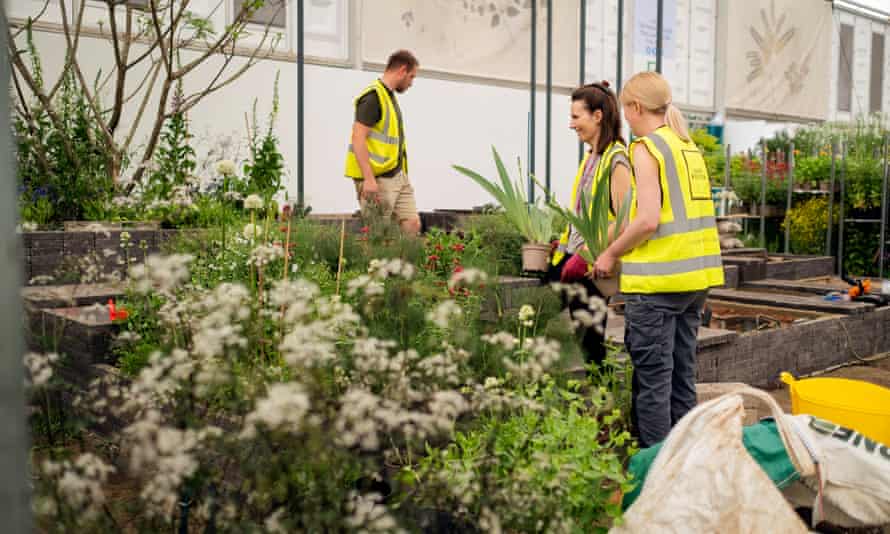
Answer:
[
  {"left": 648, "top": 132, "right": 688, "bottom": 222},
  {"left": 347, "top": 144, "right": 387, "bottom": 164},
  {"left": 368, "top": 130, "right": 399, "bottom": 145},
  {"left": 645, "top": 132, "right": 714, "bottom": 240},
  {"left": 556, "top": 244, "right": 568, "bottom": 253},
  {"left": 621, "top": 254, "right": 723, "bottom": 276},
  {"left": 650, "top": 215, "right": 716, "bottom": 239}
]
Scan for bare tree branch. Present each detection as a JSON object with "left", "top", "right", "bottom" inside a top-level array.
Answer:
[
  {"left": 148, "top": 0, "right": 173, "bottom": 76},
  {"left": 108, "top": 56, "right": 161, "bottom": 114},
  {"left": 48, "top": 0, "right": 89, "bottom": 102},
  {"left": 124, "top": 59, "right": 163, "bottom": 152},
  {"left": 178, "top": 19, "right": 282, "bottom": 115},
  {"left": 11, "top": 0, "right": 51, "bottom": 39},
  {"left": 173, "top": 1, "right": 252, "bottom": 80},
  {"left": 6, "top": 27, "right": 80, "bottom": 167},
  {"left": 106, "top": 0, "right": 128, "bottom": 133}
]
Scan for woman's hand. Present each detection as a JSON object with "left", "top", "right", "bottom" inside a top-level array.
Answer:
[{"left": 593, "top": 250, "right": 618, "bottom": 278}]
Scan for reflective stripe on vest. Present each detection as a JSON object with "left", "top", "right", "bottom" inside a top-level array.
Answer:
[
  {"left": 552, "top": 142, "right": 628, "bottom": 266},
  {"left": 620, "top": 127, "right": 724, "bottom": 293},
  {"left": 344, "top": 80, "right": 403, "bottom": 179}
]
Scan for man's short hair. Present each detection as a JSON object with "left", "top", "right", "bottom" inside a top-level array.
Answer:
[{"left": 385, "top": 50, "right": 419, "bottom": 72}]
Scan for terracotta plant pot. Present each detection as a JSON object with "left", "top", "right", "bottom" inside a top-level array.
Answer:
[
  {"left": 521, "top": 243, "right": 551, "bottom": 273},
  {"left": 593, "top": 271, "right": 621, "bottom": 298}
]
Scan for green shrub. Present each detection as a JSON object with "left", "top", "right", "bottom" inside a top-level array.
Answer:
[{"left": 782, "top": 197, "right": 835, "bottom": 255}]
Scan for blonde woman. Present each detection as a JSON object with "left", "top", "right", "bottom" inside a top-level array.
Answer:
[{"left": 593, "top": 72, "right": 724, "bottom": 447}]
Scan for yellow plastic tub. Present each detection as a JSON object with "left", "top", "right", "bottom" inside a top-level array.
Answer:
[{"left": 781, "top": 372, "right": 890, "bottom": 444}]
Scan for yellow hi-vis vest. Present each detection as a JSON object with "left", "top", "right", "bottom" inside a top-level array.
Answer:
[
  {"left": 552, "top": 141, "right": 628, "bottom": 266},
  {"left": 344, "top": 80, "right": 404, "bottom": 179},
  {"left": 619, "top": 126, "right": 724, "bottom": 294}
]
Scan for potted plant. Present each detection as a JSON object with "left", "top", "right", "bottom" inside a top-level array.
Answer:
[
  {"left": 535, "top": 175, "right": 632, "bottom": 297},
  {"left": 453, "top": 148, "right": 555, "bottom": 272}
]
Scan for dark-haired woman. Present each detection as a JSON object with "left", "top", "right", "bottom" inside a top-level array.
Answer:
[{"left": 550, "top": 81, "right": 632, "bottom": 368}]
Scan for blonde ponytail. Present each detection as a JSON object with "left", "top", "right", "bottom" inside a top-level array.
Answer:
[
  {"left": 665, "top": 103, "right": 690, "bottom": 142},
  {"left": 620, "top": 72, "right": 690, "bottom": 141}
]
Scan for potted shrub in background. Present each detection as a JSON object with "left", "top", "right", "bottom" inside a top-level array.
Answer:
[{"left": 454, "top": 148, "right": 554, "bottom": 272}]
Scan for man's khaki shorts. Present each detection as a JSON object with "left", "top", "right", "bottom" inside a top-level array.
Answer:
[{"left": 354, "top": 170, "right": 418, "bottom": 223}]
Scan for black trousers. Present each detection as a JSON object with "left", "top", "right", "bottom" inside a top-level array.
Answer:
[{"left": 549, "top": 254, "right": 608, "bottom": 367}]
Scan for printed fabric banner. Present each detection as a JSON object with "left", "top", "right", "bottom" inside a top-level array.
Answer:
[
  {"left": 361, "top": 0, "right": 579, "bottom": 87},
  {"left": 724, "top": 0, "right": 831, "bottom": 120}
]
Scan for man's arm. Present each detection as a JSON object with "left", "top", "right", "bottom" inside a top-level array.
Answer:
[{"left": 351, "top": 122, "right": 378, "bottom": 198}]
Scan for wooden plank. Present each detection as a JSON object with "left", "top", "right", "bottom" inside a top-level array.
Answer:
[{"left": 709, "top": 288, "right": 873, "bottom": 314}]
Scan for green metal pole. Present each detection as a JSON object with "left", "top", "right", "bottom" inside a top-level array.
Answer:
[
  {"left": 826, "top": 141, "right": 836, "bottom": 256},
  {"left": 296, "top": 0, "right": 305, "bottom": 207},
  {"left": 0, "top": 9, "right": 32, "bottom": 533},
  {"left": 579, "top": 0, "right": 586, "bottom": 163},
  {"left": 760, "top": 139, "right": 767, "bottom": 248},
  {"left": 655, "top": 0, "right": 664, "bottom": 73},
  {"left": 529, "top": 0, "right": 537, "bottom": 204},
  {"left": 617, "top": 0, "right": 624, "bottom": 90},
  {"left": 545, "top": 0, "right": 553, "bottom": 200},
  {"left": 785, "top": 142, "right": 794, "bottom": 253}
]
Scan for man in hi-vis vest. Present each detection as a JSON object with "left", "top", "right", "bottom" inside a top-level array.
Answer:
[{"left": 345, "top": 50, "right": 421, "bottom": 235}]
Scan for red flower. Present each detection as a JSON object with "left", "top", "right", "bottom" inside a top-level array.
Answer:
[
  {"left": 360, "top": 226, "right": 370, "bottom": 234},
  {"left": 282, "top": 204, "right": 292, "bottom": 216},
  {"left": 107, "top": 298, "right": 129, "bottom": 322},
  {"left": 461, "top": 288, "right": 471, "bottom": 297},
  {"left": 435, "top": 244, "right": 444, "bottom": 251},
  {"left": 280, "top": 226, "right": 288, "bottom": 233},
  {"left": 451, "top": 243, "right": 465, "bottom": 252},
  {"left": 428, "top": 254, "right": 439, "bottom": 262},
  {"left": 453, "top": 265, "right": 464, "bottom": 273},
  {"left": 453, "top": 257, "right": 461, "bottom": 264}
]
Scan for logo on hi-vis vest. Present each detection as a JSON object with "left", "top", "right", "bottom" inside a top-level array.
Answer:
[
  {"left": 808, "top": 416, "right": 890, "bottom": 460},
  {"left": 681, "top": 149, "right": 711, "bottom": 201}
]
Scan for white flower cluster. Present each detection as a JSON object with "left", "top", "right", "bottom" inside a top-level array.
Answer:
[
  {"left": 187, "top": 283, "right": 251, "bottom": 361},
  {"left": 124, "top": 411, "right": 221, "bottom": 517},
  {"left": 426, "top": 300, "right": 462, "bottom": 328},
  {"left": 24, "top": 352, "right": 59, "bottom": 387},
  {"left": 345, "top": 492, "right": 405, "bottom": 534},
  {"left": 112, "top": 195, "right": 139, "bottom": 208},
  {"left": 241, "top": 382, "right": 311, "bottom": 438},
  {"left": 347, "top": 274, "right": 384, "bottom": 298},
  {"left": 28, "top": 274, "right": 55, "bottom": 286},
  {"left": 368, "top": 258, "right": 416, "bottom": 280},
  {"left": 503, "top": 337, "right": 561, "bottom": 382},
  {"left": 244, "top": 194, "right": 264, "bottom": 210},
  {"left": 448, "top": 267, "right": 488, "bottom": 290},
  {"left": 570, "top": 295, "right": 608, "bottom": 334},
  {"left": 335, "top": 387, "right": 469, "bottom": 451},
  {"left": 248, "top": 244, "right": 284, "bottom": 268},
  {"left": 481, "top": 331, "right": 519, "bottom": 351},
  {"left": 518, "top": 304, "right": 535, "bottom": 327},
  {"left": 242, "top": 222, "right": 262, "bottom": 241},
  {"left": 278, "top": 288, "right": 360, "bottom": 368},
  {"left": 216, "top": 159, "right": 237, "bottom": 176},
  {"left": 129, "top": 253, "right": 194, "bottom": 295},
  {"left": 170, "top": 185, "right": 194, "bottom": 208},
  {"left": 17, "top": 221, "right": 38, "bottom": 232},
  {"left": 40, "top": 453, "right": 115, "bottom": 520}
]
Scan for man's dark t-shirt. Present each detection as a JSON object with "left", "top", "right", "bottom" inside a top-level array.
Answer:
[{"left": 355, "top": 81, "right": 405, "bottom": 178}]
